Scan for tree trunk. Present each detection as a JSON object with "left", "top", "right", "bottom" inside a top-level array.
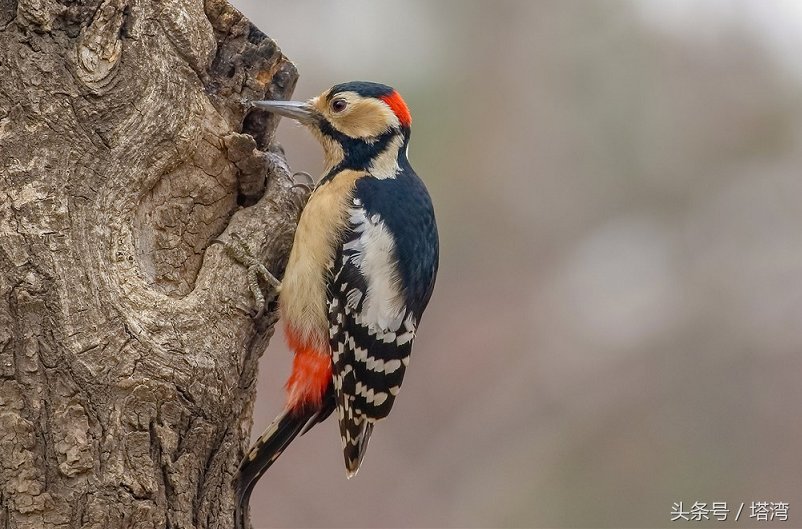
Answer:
[{"left": 0, "top": 0, "right": 301, "bottom": 527}]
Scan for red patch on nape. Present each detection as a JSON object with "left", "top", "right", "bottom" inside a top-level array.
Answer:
[
  {"left": 381, "top": 90, "right": 412, "bottom": 127},
  {"left": 284, "top": 325, "right": 331, "bottom": 413}
]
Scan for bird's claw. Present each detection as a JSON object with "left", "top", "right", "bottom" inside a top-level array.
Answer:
[
  {"left": 291, "top": 171, "right": 314, "bottom": 194},
  {"left": 213, "top": 234, "right": 281, "bottom": 317}
]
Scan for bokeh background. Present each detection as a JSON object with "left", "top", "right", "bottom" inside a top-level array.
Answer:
[{"left": 231, "top": 1, "right": 802, "bottom": 527}]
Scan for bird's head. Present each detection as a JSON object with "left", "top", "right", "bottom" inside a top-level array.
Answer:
[{"left": 252, "top": 81, "right": 412, "bottom": 174}]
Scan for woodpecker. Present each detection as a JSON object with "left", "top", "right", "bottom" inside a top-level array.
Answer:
[{"left": 233, "top": 82, "right": 438, "bottom": 525}]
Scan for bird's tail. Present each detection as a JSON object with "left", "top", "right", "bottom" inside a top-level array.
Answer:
[
  {"left": 234, "top": 409, "right": 315, "bottom": 529},
  {"left": 341, "top": 415, "right": 375, "bottom": 479}
]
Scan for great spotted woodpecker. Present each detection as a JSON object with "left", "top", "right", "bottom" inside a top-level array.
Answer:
[{"left": 234, "top": 82, "right": 439, "bottom": 525}]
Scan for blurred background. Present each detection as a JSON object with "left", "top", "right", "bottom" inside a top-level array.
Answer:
[{"left": 231, "top": 1, "right": 802, "bottom": 527}]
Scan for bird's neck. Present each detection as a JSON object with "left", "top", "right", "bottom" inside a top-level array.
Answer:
[{"left": 320, "top": 128, "right": 410, "bottom": 184}]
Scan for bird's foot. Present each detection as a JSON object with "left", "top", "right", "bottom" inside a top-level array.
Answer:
[
  {"left": 213, "top": 234, "right": 281, "bottom": 318},
  {"left": 290, "top": 171, "right": 315, "bottom": 195}
]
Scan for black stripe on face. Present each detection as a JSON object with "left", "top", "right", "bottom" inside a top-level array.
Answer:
[
  {"left": 319, "top": 121, "right": 397, "bottom": 181},
  {"left": 327, "top": 81, "right": 395, "bottom": 101}
]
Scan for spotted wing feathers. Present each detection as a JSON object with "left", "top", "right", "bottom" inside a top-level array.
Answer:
[{"left": 328, "top": 199, "right": 417, "bottom": 475}]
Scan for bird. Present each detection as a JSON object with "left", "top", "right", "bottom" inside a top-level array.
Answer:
[{"left": 233, "top": 81, "right": 439, "bottom": 527}]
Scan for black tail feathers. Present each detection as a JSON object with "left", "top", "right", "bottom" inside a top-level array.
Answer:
[
  {"left": 234, "top": 409, "right": 312, "bottom": 529},
  {"left": 342, "top": 419, "right": 374, "bottom": 479}
]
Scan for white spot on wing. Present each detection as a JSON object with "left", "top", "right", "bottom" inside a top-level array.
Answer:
[
  {"left": 354, "top": 346, "right": 368, "bottom": 362},
  {"left": 373, "top": 392, "right": 388, "bottom": 406},
  {"left": 383, "top": 359, "right": 402, "bottom": 374},
  {"left": 346, "top": 288, "right": 363, "bottom": 308},
  {"left": 396, "top": 331, "right": 414, "bottom": 345},
  {"left": 365, "top": 355, "right": 383, "bottom": 372},
  {"left": 354, "top": 383, "right": 388, "bottom": 407}
]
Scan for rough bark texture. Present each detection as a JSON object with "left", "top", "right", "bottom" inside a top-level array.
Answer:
[{"left": 0, "top": 0, "right": 302, "bottom": 527}]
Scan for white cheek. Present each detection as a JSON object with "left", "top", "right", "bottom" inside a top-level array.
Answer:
[{"left": 368, "top": 134, "right": 403, "bottom": 180}]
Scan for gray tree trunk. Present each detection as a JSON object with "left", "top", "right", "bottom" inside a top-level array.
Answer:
[{"left": 0, "top": 0, "right": 301, "bottom": 527}]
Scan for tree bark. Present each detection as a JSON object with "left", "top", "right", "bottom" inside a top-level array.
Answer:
[{"left": 0, "top": 0, "right": 301, "bottom": 527}]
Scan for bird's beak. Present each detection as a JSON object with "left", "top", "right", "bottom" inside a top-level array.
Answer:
[{"left": 250, "top": 100, "right": 318, "bottom": 125}]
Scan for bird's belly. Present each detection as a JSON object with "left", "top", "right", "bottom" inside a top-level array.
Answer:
[
  {"left": 280, "top": 250, "right": 329, "bottom": 351},
  {"left": 279, "top": 169, "right": 365, "bottom": 351}
]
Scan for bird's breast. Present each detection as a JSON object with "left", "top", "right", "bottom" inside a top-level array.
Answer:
[{"left": 280, "top": 169, "right": 366, "bottom": 352}]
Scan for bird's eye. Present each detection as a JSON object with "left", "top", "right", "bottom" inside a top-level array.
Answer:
[{"left": 331, "top": 99, "right": 347, "bottom": 113}]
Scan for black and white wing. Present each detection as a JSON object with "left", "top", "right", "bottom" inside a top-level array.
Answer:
[{"left": 327, "top": 197, "right": 418, "bottom": 476}]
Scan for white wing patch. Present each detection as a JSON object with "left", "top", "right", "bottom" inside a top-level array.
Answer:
[{"left": 347, "top": 206, "right": 406, "bottom": 332}]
